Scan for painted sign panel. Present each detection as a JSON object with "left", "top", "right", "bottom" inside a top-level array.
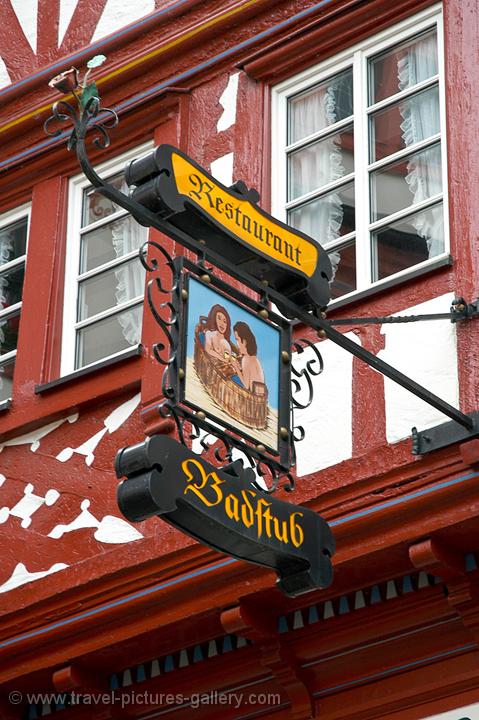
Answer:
[
  {"left": 183, "top": 276, "right": 281, "bottom": 451},
  {"left": 116, "top": 434, "right": 335, "bottom": 596},
  {"left": 125, "top": 145, "right": 332, "bottom": 310}
]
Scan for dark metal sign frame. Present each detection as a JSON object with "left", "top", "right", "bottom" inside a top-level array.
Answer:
[
  {"left": 42, "top": 94, "right": 479, "bottom": 595},
  {"left": 44, "top": 98, "right": 479, "bottom": 463}
]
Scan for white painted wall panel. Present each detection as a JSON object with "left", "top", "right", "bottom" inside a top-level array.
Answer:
[
  {"left": 211, "top": 153, "right": 234, "bottom": 186},
  {"left": 294, "top": 333, "right": 358, "bottom": 476},
  {"left": 91, "top": 0, "right": 155, "bottom": 42},
  {"left": 0, "top": 57, "right": 11, "bottom": 90},
  {"left": 378, "top": 294, "right": 459, "bottom": 443},
  {"left": 58, "top": 0, "right": 79, "bottom": 46},
  {"left": 10, "top": 0, "right": 38, "bottom": 53}
]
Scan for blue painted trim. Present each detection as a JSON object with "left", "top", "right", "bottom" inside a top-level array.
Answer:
[
  {"left": 0, "top": 0, "right": 336, "bottom": 171},
  {"left": 0, "top": 557, "right": 236, "bottom": 650},
  {"left": 313, "top": 643, "right": 477, "bottom": 696},
  {"left": 0, "top": 0, "right": 196, "bottom": 98},
  {"left": 2, "top": 469, "right": 477, "bottom": 651},
  {"left": 330, "top": 471, "right": 479, "bottom": 526}
]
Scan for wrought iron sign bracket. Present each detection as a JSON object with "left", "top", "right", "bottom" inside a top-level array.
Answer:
[
  {"left": 328, "top": 297, "right": 479, "bottom": 326},
  {"left": 44, "top": 99, "right": 479, "bottom": 465},
  {"left": 43, "top": 89, "right": 479, "bottom": 595},
  {"left": 327, "top": 297, "right": 479, "bottom": 455}
]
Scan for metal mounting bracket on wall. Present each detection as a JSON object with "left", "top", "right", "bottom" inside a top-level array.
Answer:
[
  {"left": 44, "top": 96, "right": 479, "bottom": 463},
  {"left": 327, "top": 297, "right": 479, "bottom": 455}
]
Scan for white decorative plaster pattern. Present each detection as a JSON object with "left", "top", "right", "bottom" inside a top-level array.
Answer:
[
  {"left": 10, "top": 0, "right": 38, "bottom": 53},
  {"left": 217, "top": 72, "right": 240, "bottom": 132},
  {"left": 91, "top": 0, "right": 154, "bottom": 42},
  {"left": 378, "top": 294, "right": 459, "bottom": 443},
  {"left": 0, "top": 413, "right": 79, "bottom": 453},
  {"left": 58, "top": 0, "right": 79, "bottom": 46},
  {"left": 56, "top": 393, "right": 140, "bottom": 465},
  {"left": 0, "top": 483, "right": 59, "bottom": 528},
  {"left": 0, "top": 57, "right": 11, "bottom": 91},
  {"left": 48, "top": 499, "right": 143, "bottom": 543},
  {"left": 294, "top": 333, "right": 358, "bottom": 476},
  {"left": 0, "top": 562, "right": 68, "bottom": 594},
  {"left": 210, "top": 153, "right": 234, "bottom": 187}
]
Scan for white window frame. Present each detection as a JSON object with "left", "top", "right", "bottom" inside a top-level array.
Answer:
[
  {"left": 0, "top": 202, "right": 30, "bottom": 398},
  {"left": 271, "top": 4, "right": 449, "bottom": 306},
  {"left": 62, "top": 142, "right": 152, "bottom": 375}
]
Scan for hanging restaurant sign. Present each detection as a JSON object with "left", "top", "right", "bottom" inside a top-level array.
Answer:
[
  {"left": 116, "top": 434, "right": 335, "bottom": 597},
  {"left": 124, "top": 145, "right": 332, "bottom": 310}
]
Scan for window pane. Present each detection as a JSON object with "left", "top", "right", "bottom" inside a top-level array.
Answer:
[
  {"left": 288, "top": 181, "right": 355, "bottom": 245},
  {"left": 0, "top": 263, "right": 25, "bottom": 311},
  {"left": 329, "top": 242, "right": 356, "bottom": 299},
  {"left": 76, "top": 304, "right": 142, "bottom": 368},
  {"left": 370, "top": 143, "right": 442, "bottom": 222},
  {"left": 369, "top": 29, "right": 438, "bottom": 105},
  {"left": 370, "top": 85, "right": 440, "bottom": 162},
  {"left": 78, "top": 258, "right": 145, "bottom": 321},
  {"left": 372, "top": 203, "right": 444, "bottom": 281},
  {"left": 288, "top": 124, "right": 354, "bottom": 201},
  {"left": 0, "top": 218, "right": 27, "bottom": 266},
  {"left": 80, "top": 216, "right": 146, "bottom": 273},
  {"left": 288, "top": 68, "right": 353, "bottom": 144},
  {"left": 82, "top": 174, "right": 128, "bottom": 227},
  {"left": 0, "top": 359, "right": 14, "bottom": 402},
  {"left": 0, "top": 311, "right": 20, "bottom": 355}
]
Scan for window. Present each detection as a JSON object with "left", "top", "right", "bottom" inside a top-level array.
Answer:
[
  {"left": 62, "top": 145, "right": 151, "bottom": 374},
  {"left": 0, "top": 205, "right": 29, "bottom": 402},
  {"left": 271, "top": 6, "right": 447, "bottom": 303}
]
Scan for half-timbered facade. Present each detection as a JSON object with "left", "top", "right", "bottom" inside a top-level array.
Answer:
[{"left": 1, "top": 1, "right": 479, "bottom": 719}]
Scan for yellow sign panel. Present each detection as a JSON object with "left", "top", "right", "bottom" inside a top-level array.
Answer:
[{"left": 172, "top": 153, "right": 318, "bottom": 278}]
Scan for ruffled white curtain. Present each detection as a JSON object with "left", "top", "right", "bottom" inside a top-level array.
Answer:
[
  {"left": 290, "top": 83, "right": 344, "bottom": 280},
  {"left": 398, "top": 33, "right": 443, "bottom": 255},
  {"left": 0, "top": 230, "right": 13, "bottom": 354},
  {"left": 111, "top": 217, "right": 145, "bottom": 345},
  {"left": 0, "top": 230, "right": 14, "bottom": 397}
]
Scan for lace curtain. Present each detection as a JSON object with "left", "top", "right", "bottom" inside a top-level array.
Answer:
[
  {"left": 0, "top": 230, "right": 13, "bottom": 352},
  {"left": 398, "top": 33, "right": 443, "bottom": 255},
  {"left": 0, "top": 229, "right": 14, "bottom": 397},
  {"left": 290, "top": 81, "right": 346, "bottom": 281},
  {"left": 111, "top": 217, "right": 145, "bottom": 345}
]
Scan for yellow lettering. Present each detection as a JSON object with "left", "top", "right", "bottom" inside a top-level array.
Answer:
[
  {"left": 272, "top": 516, "right": 289, "bottom": 544},
  {"left": 255, "top": 498, "right": 272, "bottom": 539},
  {"left": 181, "top": 458, "right": 224, "bottom": 507},
  {"left": 225, "top": 493, "right": 240, "bottom": 522},
  {"left": 290, "top": 512, "right": 305, "bottom": 548},
  {"left": 241, "top": 489, "right": 256, "bottom": 528},
  {"left": 172, "top": 153, "right": 318, "bottom": 277},
  {"left": 263, "top": 505, "right": 273, "bottom": 538}
]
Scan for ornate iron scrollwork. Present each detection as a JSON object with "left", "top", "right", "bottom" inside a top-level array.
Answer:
[{"left": 290, "top": 337, "right": 324, "bottom": 446}]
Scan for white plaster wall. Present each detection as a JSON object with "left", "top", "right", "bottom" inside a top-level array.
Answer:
[
  {"left": 58, "top": 0, "right": 79, "bottom": 46},
  {"left": 0, "top": 57, "right": 11, "bottom": 91},
  {"left": 211, "top": 153, "right": 234, "bottom": 187},
  {"left": 294, "top": 333, "right": 358, "bottom": 476},
  {"left": 378, "top": 294, "right": 459, "bottom": 443},
  {"left": 91, "top": 0, "right": 155, "bottom": 42},
  {"left": 10, "top": 0, "right": 38, "bottom": 52},
  {"left": 0, "top": 562, "right": 68, "bottom": 594},
  {"left": 217, "top": 73, "right": 240, "bottom": 132}
]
